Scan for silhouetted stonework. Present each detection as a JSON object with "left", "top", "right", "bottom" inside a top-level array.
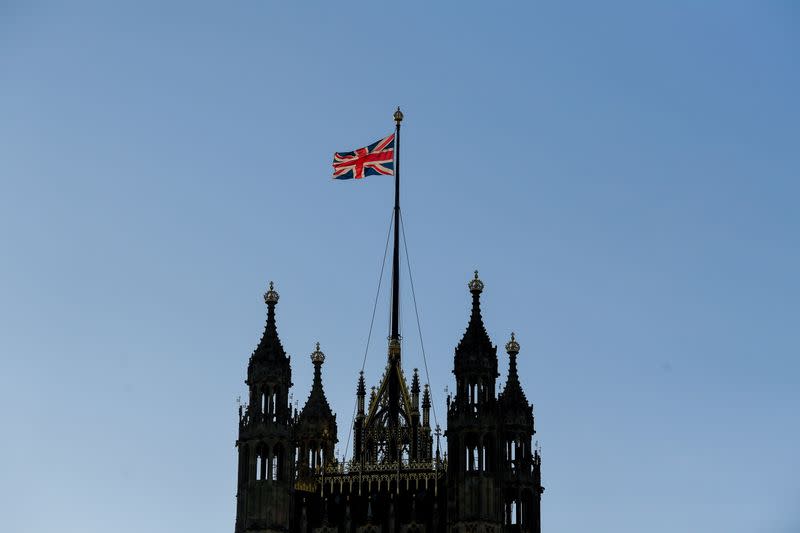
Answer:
[{"left": 234, "top": 274, "right": 543, "bottom": 533}]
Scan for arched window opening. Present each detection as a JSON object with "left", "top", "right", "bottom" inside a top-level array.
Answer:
[
  {"left": 510, "top": 499, "right": 519, "bottom": 524},
  {"left": 268, "top": 389, "right": 276, "bottom": 420},
  {"left": 466, "top": 443, "right": 479, "bottom": 472},
  {"left": 255, "top": 455, "right": 262, "bottom": 481},
  {"left": 274, "top": 446, "right": 283, "bottom": 481}
]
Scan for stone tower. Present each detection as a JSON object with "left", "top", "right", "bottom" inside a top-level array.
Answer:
[
  {"left": 498, "top": 333, "right": 543, "bottom": 532},
  {"left": 232, "top": 273, "right": 543, "bottom": 533},
  {"left": 446, "top": 272, "right": 502, "bottom": 533},
  {"left": 235, "top": 282, "right": 294, "bottom": 533},
  {"left": 293, "top": 342, "right": 338, "bottom": 529}
]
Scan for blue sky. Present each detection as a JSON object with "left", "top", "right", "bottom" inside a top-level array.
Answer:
[{"left": 0, "top": 2, "right": 798, "bottom": 532}]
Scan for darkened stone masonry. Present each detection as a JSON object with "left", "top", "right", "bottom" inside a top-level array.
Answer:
[{"left": 234, "top": 273, "right": 543, "bottom": 533}]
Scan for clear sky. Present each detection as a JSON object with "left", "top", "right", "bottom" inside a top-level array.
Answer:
[{"left": 0, "top": 2, "right": 797, "bottom": 532}]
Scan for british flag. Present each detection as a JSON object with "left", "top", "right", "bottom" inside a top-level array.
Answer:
[{"left": 332, "top": 133, "right": 395, "bottom": 180}]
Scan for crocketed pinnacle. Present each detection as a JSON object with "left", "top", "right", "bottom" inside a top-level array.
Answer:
[
  {"left": 422, "top": 384, "right": 431, "bottom": 409},
  {"left": 411, "top": 368, "right": 421, "bottom": 395},
  {"left": 252, "top": 281, "right": 287, "bottom": 362},
  {"left": 297, "top": 343, "right": 336, "bottom": 428},
  {"left": 499, "top": 332, "right": 528, "bottom": 407},
  {"left": 455, "top": 270, "right": 494, "bottom": 361},
  {"left": 356, "top": 371, "right": 366, "bottom": 396}
]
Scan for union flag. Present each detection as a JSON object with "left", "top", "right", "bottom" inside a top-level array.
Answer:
[{"left": 332, "top": 133, "right": 395, "bottom": 180}]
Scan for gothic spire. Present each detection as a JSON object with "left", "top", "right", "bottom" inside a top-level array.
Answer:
[
  {"left": 499, "top": 332, "right": 529, "bottom": 407},
  {"left": 454, "top": 271, "right": 496, "bottom": 371},
  {"left": 357, "top": 370, "right": 366, "bottom": 397},
  {"left": 297, "top": 343, "right": 336, "bottom": 427},
  {"left": 295, "top": 343, "right": 338, "bottom": 474},
  {"left": 252, "top": 281, "right": 288, "bottom": 362},
  {"left": 247, "top": 281, "right": 291, "bottom": 387}
]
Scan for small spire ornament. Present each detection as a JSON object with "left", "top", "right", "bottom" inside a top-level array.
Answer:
[
  {"left": 311, "top": 342, "right": 325, "bottom": 364},
  {"left": 264, "top": 281, "right": 279, "bottom": 304},
  {"left": 468, "top": 270, "right": 484, "bottom": 293},
  {"left": 505, "top": 332, "right": 520, "bottom": 354}
]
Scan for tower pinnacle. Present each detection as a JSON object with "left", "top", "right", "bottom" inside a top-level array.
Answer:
[{"left": 264, "top": 281, "right": 279, "bottom": 304}]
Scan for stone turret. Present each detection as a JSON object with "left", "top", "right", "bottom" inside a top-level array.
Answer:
[{"left": 235, "top": 282, "right": 294, "bottom": 533}]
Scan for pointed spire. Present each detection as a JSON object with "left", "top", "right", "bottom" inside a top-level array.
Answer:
[
  {"left": 357, "top": 371, "right": 366, "bottom": 396},
  {"left": 356, "top": 371, "right": 366, "bottom": 416},
  {"left": 296, "top": 342, "right": 337, "bottom": 436},
  {"left": 421, "top": 383, "right": 431, "bottom": 427},
  {"left": 455, "top": 270, "right": 494, "bottom": 360},
  {"left": 411, "top": 368, "right": 421, "bottom": 394},
  {"left": 252, "top": 281, "right": 287, "bottom": 362},
  {"left": 499, "top": 332, "right": 528, "bottom": 407}
]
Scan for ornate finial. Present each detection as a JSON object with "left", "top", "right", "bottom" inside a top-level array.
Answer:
[
  {"left": 311, "top": 341, "right": 325, "bottom": 364},
  {"left": 468, "top": 270, "right": 484, "bottom": 293},
  {"left": 264, "top": 281, "right": 279, "bottom": 304},
  {"left": 394, "top": 106, "right": 404, "bottom": 123},
  {"left": 505, "top": 331, "right": 520, "bottom": 354}
]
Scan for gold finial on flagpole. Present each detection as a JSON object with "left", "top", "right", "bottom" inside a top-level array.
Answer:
[{"left": 394, "top": 106, "right": 404, "bottom": 123}]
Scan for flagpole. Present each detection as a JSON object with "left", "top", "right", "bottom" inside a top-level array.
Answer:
[
  {"left": 388, "top": 107, "right": 403, "bottom": 448},
  {"left": 390, "top": 107, "right": 403, "bottom": 346}
]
